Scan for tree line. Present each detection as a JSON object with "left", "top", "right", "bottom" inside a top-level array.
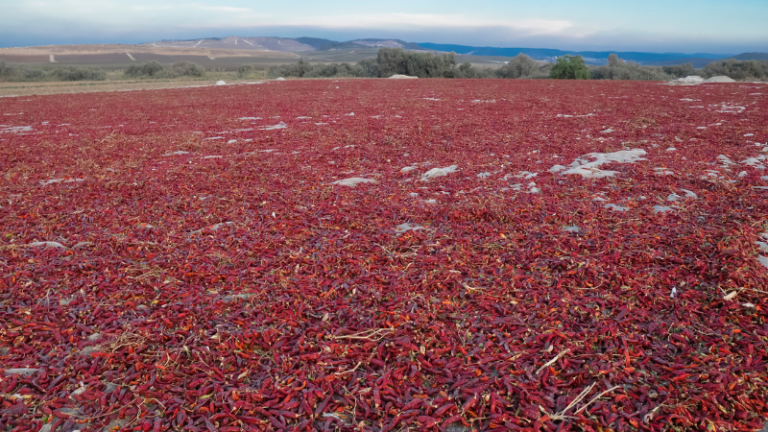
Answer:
[
  {"left": 265, "top": 48, "right": 768, "bottom": 81},
  {"left": 0, "top": 60, "right": 207, "bottom": 83},
  {"left": 266, "top": 48, "right": 553, "bottom": 79},
  {"left": 0, "top": 62, "right": 107, "bottom": 82},
  {"left": 124, "top": 61, "right": 205, "bottom": 78},
  {"left": 2, "top": 49, "right": 766, "bottom": 83}
]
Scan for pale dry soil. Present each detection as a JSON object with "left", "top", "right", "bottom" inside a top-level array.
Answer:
[
  {"left": 0, "top": 73, "right": 267, "bottom": 97},
  {"left": 0, "top": 44, "right": 300, "bottom": 59}
]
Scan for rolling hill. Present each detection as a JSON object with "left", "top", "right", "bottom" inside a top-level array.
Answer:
[
  {"left": 415, "top": 43, "right": 734, "bottom": 65},
  {"left": 2, "top": 36, "right": 766, "bottom": 70}
]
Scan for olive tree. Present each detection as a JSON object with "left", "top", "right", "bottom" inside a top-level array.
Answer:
[{"left": 550, "top": 55, "right": 590, "bottom": 80}]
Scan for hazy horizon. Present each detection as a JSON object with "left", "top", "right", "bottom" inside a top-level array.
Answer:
[{"left": 2, "top": 0, "right": 767, "bottom": 54}]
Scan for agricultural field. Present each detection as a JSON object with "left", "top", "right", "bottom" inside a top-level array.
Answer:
[
  {"left": 0, "top": 44, "right": 508, "bottom": 74},
  {"left": 0, "top": 75, "right": 270, "bottom": 98},
  {"left": 0, "top": 79, "right": 767, "bottom": 432}
]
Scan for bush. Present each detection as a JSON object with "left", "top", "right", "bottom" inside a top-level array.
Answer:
[
  {"left": 49, "top": 66, "right": 107, "bottom": 81},
  {"left": 0, "top": 62, "right": 15, "bottom": 79},
  {"left": 405, "top": 52, "right": 457, "bottom": 78},
  {"left": 125, "top": 61, "right": 164, "bottom": 78},
  {"left": 377, "top": 48, "right": 458, "bottom": 78},
  {"left": 663, "top": 63, "right": 696, "bottom": 78},
  {"left": 702, "top": 59, "right": 767, "bottom": 81},
  {"left": 498, "top": 54, "right": 548, "bottom": 79},
  {"left": 0, "top": 63, "right": 106, "bottom": 82},
  {"left": 357, "top": 58, "right": 380, "bottom": 78},
  {"left": 590, "top": 54, "right": 671, "bottom": 81},
  {"left": 238, "top": 65, "right": 254, "bottom": 78},
  {"left": 450, "top": 62, "right": 497, "bottom": 78},
  {"left": 267, "top": 59, "right": 310, "bottom": 78},
  {"left": 124, "top": 61, "right": 205, "bottom": 79},
  {"left": 550, "top": 55, "right": 590, "bottom": 80},
  {"left": 165, "top": 61, "right": 205, "bottom": 78},
  {"left": 376, "top": 48, "right": 408, "bottom": 77},
  {"left": 304, "top": 63, "right": 368, "bottom": 78}
]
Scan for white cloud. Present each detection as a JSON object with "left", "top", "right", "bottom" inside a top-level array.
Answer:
[
  {"left": 195, "top": 6, "right": 251, "bottom": 12},
  {"left": 176, "top": 13, "right": 578, "bottom": 38},
  {"left": 132, "top": 5, "right": 175, "bottom": 11},
  {"left": 280, "top": 14, "right": 574, "bottom": 36}
]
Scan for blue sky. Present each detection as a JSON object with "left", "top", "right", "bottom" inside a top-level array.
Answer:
[{"left": 1, "top": 0, "right": 767, "bottom": 53}]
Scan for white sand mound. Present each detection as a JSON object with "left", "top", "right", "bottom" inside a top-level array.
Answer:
[
  {"left": 275, "top": 77, "right": 286, "bottom": 81},
  {"left": 388, "top": 74, "right": 418, "bottom": 79},
  {"left": 216, "top": 80, "right": 226, "bottom": 86},
  {"left": 421, "top": 165, "right": 458, "bottom": 180},
  {"left": 333, "top": 177, "right": 378, "bottom": 187},
  {"left": 704, "top": 76, "right": 736, "bottom": 83},
  {"left": 562, "top": 149, "right": 646, "bottom": 179},
  {"left": 668, "top": 76, "right": 705, "bottom": 86}
]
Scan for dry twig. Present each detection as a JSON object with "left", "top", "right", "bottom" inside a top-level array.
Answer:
[
  {"left": 536, "top": 349, "right": 570, "bottom": 375},
  {"left": 335, "top": 328, "right": 394, "bottom": 342},
  {"left": 549, "top": 383, "right": 622, "bottom": 421}
]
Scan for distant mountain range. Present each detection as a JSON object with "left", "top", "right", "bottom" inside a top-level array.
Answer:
[
  {"left": 146, "top": 37, "right": 423, "bottom": 53},
  {"left": 416, "top": 43, "right": 739, "bottom": 66},
  {"left": 145, "top": 37, "right": 767, "bottom": 67}
]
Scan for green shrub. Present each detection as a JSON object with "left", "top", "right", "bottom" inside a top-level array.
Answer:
[
  {"left": 124, "top": 61, "right": 204, "bottom": 79},
  {"left": 49, "top": 66, "right": 106, "bottom": 81},
  {"left": 663, "top": 63, "right": 696, "bottom": 78},
  {"left": 165, "top": 61, "right": 205, "bottom": 78},
  {"left": 450, "top": 62, "right": 496, "bottom": 78},
  {"left": 590, "top": 54, "right": 671, "bottom": 81},
  {"left": 376, "top": 48, "right": 459, "bottom": 78},
  {"left": 267, "top": 48, "right": 495, "bottom": 79},
  {"left": 550, "top": 55, "right": 590, "bottom": 80},
  {"left": 0, "top": 62, "right": 15, "bottom": 79},
  {"left": 237, "top": 65, "right": 254, "bottom": 78},
  {"left": 405, "top": 52, "right": 457, "bottom": 78},
  {"left": 357, "top": 58, "right": 380, "bottom": 78},
  {"left": 304, "top": 63, "right": 368, "bottom": 78},
  {"left": 498, "top": 54, "right": 549, "bottom": 79},
  {"left": 125, "top": 61, "right": 164, "bottom": 78},
  {"left": 0, "top": 63, "right": 106, "bottom": 82},
  {"left": 702, "top": 59, "right": 767, "bottom": 81},
  {"left": 267, "top": 59, "right": 314, "bottom": 78},
  {"left": 376, "top": 48, "right": 408, "bottom": 77}
]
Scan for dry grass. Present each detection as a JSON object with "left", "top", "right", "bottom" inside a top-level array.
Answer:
[
  {"left": 98, "top": 329, "right": 149, "bottom": 354},
  {"left": 0, "top": 73, "right": 266, "bottom": 97}
]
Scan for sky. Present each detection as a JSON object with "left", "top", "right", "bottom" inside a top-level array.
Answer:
[{"left": 1, "top": 0, "right": 767, "bottom": 54}]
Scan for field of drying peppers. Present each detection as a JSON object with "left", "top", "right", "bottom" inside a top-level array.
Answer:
[{"left": 1, "top": 79, "right": 767, "bottom": 432}]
